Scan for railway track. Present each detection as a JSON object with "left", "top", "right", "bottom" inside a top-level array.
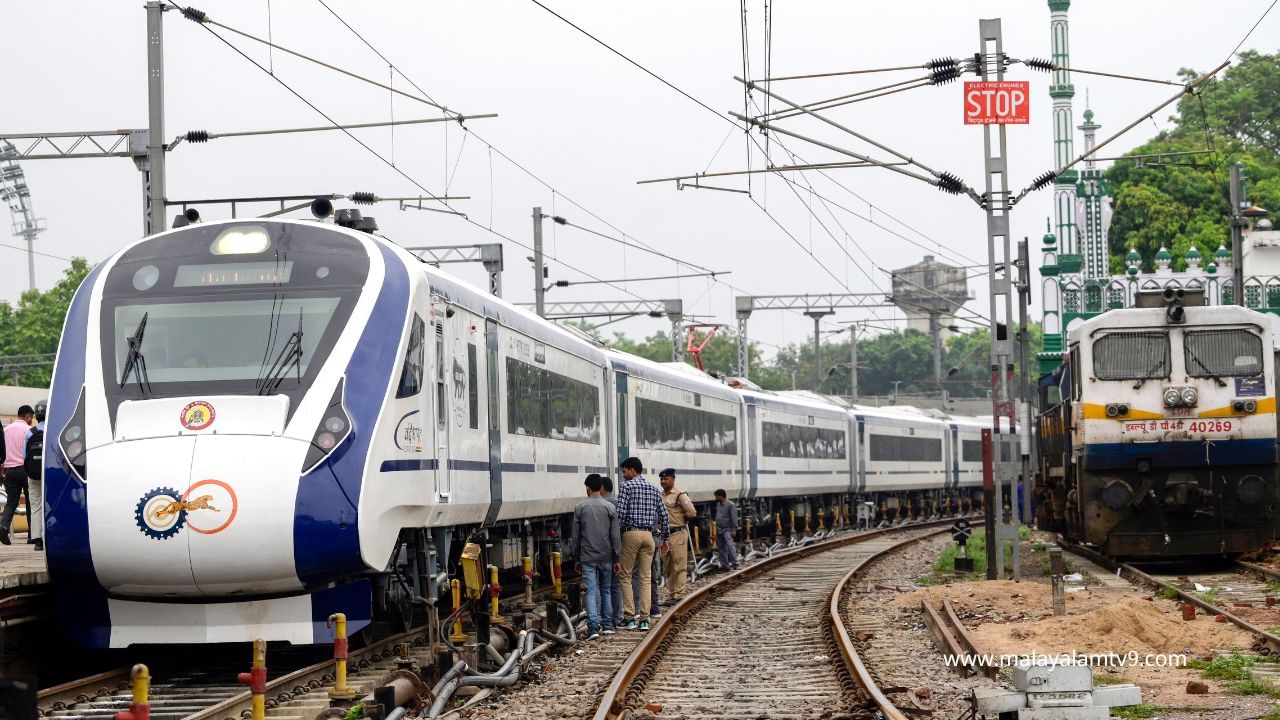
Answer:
[{"left": 593, "top": 519, "right": 960, "bottom": 720}]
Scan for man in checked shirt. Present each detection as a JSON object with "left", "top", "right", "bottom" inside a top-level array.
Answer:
[{"left": 615, "top": 456, "right": 669, "bottom": 631}]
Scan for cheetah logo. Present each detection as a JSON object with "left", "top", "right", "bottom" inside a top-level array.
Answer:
[{"left": 151, "top": 494, "right": 220, "bottom": 521}]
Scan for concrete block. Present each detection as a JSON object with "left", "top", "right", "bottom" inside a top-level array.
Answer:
[
  {"left": 1014, "top": 662, "right": 1093, "bottom": 692},
  {"left": 1091, "top": 684, "right": 1143, "bottom": 708},
  {"left": 1015, "top": 707, "right": 1110, "bottom": 720},
  {"left": 1027, "top": 690, "right": 1093, "bottom": 708},
  {"left": 972, "top": 688, "right": 1026, "bottom": 714}
]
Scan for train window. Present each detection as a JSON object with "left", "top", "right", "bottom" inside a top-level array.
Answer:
[
  {"left": 869, "top": 433, "right": 941, "bottom": 462},
  {"left": 395, "top": 315, "right": 426, "bottom": 398},
  {"left": 635, "top": 397, "right": 738, "bottom": 455},
  {"left": 1092, "top": 332, "right": 1170, "bottom": 381},
  {"left": 505, "top": 357, "right": 600, "bottom": 443},
  {"left": 1184, "top": 329, "right": 1263, "bottom": 378},
  {"left": 962, "top": 439, "right": 983, "bottom": 462},
  {"left": 761, "top": 421, "right": 846, "bottom": 459},
  {"left": 467, "top": 343, "right": 479, "bottom": 430}
]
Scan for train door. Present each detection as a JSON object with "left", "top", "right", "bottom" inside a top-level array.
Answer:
[
  {"left": 431, "top": 299, "right": 452, "bottom": 501},
  {"left": 746, "top": 401, "right": 759, "bottom": 499},
  {"left": 615, "top": 372, "right": 630, "bottom": 466},
  {"left": 948, "top": 423, "right": 959, "bottom": 490},
  {"left": 484, "top": 318, "right": 502, "bottom": 526},
  {"left": 854, "top": 415, "right": 866, "bottom": 492}
]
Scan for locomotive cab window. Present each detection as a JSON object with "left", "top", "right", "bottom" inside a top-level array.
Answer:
[
  {"left": 396, "top": 315, "right": 426, "bottom": 398},
  {"left": 1091, "top": 331, "right": 1170, "bottom": 381},
  {"left": 1184, "top": 329, "right": 1263, "bottom": 378}
]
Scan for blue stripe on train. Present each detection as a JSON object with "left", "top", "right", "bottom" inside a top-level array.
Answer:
[{"left": 1082, "top": 438, "right": 1277, "bottom": 470}]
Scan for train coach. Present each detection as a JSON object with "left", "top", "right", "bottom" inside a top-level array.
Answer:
[
  {"left": 44, "top": 217, "right": 990, "bottom": 648},
  {"left": 1036, "top": 290, "right": 1280, "bottom": 557}
]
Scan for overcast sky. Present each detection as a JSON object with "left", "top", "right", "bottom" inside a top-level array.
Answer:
[{"left": 4, "top": 1, "right": 1275, "bottom": 360}]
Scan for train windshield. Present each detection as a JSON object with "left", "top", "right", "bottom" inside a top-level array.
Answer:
[
  {"left": 1092, "top": 331, "right": 1170, "bottom": 380},
  {"left": 112, "top": 297, "right": 341, "bottom": 385},
  {"left": 1184, "top": 329, "right": 1264, "bottom": 378},
  {"left": 99, "top": 221, "right": 371, "bottom": 413}
]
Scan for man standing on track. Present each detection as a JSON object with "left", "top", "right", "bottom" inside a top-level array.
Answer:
[
  {"left": 572, "top": 474, "right": 621, "bottom": 640},
  {"left": 714, "top": 489, "right": 740, "bottom": 570},
  {"left": 616, "top": 457, "right": 669, "bottom": 631},
  {"left": 659, "top": 468, "right": 696, "bottom": 606},
  {"left": 600, "top": 476, "right": 624, "bottom": 629},
  {"left": 0, "top": 405, "right": 34, "bottom": 546}
]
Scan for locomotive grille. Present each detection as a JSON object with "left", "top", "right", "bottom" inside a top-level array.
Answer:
[
  {"left": 1093, "top": 331, "right": 1170, "bottom": 380},
  {"left": 1184, "top": 329, "right": 1264, "bottom": 378}
]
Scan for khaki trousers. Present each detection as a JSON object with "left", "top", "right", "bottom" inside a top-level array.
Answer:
[
  {"left": 618, "top": 529, "right": 655, "bottom": 621},
  {"left": 663, "top": 528, "right": 689, "bottom": 599}
]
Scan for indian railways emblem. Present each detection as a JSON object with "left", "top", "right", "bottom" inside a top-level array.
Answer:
[
  {"left": 134, "top": 480, "right": 239, "bottom": 540},
  {"left": 180, "top": 400, "right": 216, "bottom": 431}
]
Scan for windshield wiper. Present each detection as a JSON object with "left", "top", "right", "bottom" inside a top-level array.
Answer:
[
  {"left": 1131, "top": 355, "right": 1168, "bottom": 390},
  {"left": 1186, "top": 347, "right": 1228, "bottom": 387},
  {"left": 257, "top": 311, "right": 304, "bottom": 395},
  {"left": 118, "top": 312, "right": 152, "bottom": 397}
]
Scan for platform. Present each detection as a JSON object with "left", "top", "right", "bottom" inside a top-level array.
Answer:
[{"left": 0, "top": 531, "right": 49, "bottom": 590}]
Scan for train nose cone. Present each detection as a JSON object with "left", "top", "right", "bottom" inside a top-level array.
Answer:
[{"left": 89, "top": 433, "right": 312, "bottom": 598}]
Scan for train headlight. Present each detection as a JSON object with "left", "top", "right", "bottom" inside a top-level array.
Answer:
[
  {"left": 1234, "top": 401, "right": 1246, "bottom": 412},
  {"left": 1118, "top": 404, "right": 1130, "bottom": 416},
  {"left": 211, "top": 225, "right": 271, "bottom": 255},
  {"left": 1181, "top": 388, "right": 1198, "bottom": 406},
  {"left": 303, "top": 377, "right": 352, "bottom": 474},
  {"left": 1246, "top": 400, "right": 1258, "bottom": 413},
  {"left": 57, "top": 388, "right": 88, "bottom": 482},
  {"left": 1164, "top": 388, "right": 1182, "bottom": 407},
  {"left": 1106, "top": 404, "right": 1119, "bottom": 417},
  {"left": 1238, "top": 475, "right": 1268, "bottom": 505}
]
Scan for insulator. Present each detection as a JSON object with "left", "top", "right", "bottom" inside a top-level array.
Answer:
[
  {"left": 1024, "top": 57, "right": 1054, "bottom": 73},
  {"left": 925, "top": 57, "right": 959, "bottom": 71},
  {"left": 935, "top": 171, "right": 964, "bottom": 196},
  {"left": 350, "top": 191, "right": 376, "bottom": 205},
  {"left": 929, "top": 66, "right": 963, "bottom": 86},
  {"left": 1029, "top": 170, "right": 1057, "bottom": 191},
  {"left": 184, "top": 130, "right": 210, "bottom": 143},
  {"left": 181, "top": 6, "right": 208, "bottom": 23}
]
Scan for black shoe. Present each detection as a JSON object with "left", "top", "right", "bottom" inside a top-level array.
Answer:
[
  {"left": 0, "top": 527, "right": 10, "bottom": 546},
  {"left": 32, "top": 539, "right": 42, "bottom": 551}
]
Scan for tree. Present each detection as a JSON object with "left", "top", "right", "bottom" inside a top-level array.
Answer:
[
  {"left": 0, "top": 258, "right": 92, "bottom": 386},
  {"left": 1106, "top": 51, "right": 1280, "bottom": 269}
]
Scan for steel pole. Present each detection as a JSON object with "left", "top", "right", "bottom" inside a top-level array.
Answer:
[
  {"left": 1018, "top": 238, "right": 1033, "bottom": 528},
  {"left": 145, "top": 1, "right": 167, "bottom": 236},
  {"left": 533, "top": 206, "right": 545, "bottom": 317},
  {"left": 929, "top": 313, "right": 942, "bottom": 385},
  {"left": 1230, "top": 163, "right": 1246, "bottom": 306},
  {"left": 850, "top": 324, "right": 859, "bottom": 403},
  {"left": 26, "top": 236, "right": 35, "bottom": 292}
]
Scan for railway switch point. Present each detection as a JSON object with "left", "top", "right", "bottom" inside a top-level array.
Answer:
[
  {"left": 327, "top": 613, "right": 358, "bottom": 702},
  {"left": 237, "top": 639, "right": 268, "bottom": 720},
  {"left": 973, "top": 662, "right": 1142, "bottom": 719},
  {"left": 112, "top": 664, "right": 150, "bottom": 720}
]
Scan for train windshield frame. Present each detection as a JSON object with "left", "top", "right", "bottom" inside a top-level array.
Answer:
[
  {"left": 98, "top": 222, "right": 370, "bottom": 417},
  {"left": 1091, "top": 331, "right": 1171, "bottom": 381},
  {"left": 1183, "top": 328, "right": 1265, "bottom": 378}
]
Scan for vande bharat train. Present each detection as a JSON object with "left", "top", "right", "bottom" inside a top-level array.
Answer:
[
  {"left": 46, "top": 218, "right": 992, "bottom": 648},
  {"left": 1036, "top": 289, "right": 1280, "bottom": 557}
]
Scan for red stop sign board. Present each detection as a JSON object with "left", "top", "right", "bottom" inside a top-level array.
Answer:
[{"left": 963, "top": 81, "right": 1030, "bottom": 125}]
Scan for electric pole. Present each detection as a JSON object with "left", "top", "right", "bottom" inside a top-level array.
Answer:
[
  {"left": 805, "top": 309, "right": 835, "bottom": 387},
  {"left": 532, "top": 206, "right": 546, "bottom": 317},
  {"left": 1230, "top": 163, "right": 1247, "bottom": 306},
  {"left": 143, "top": 1, "right": 168, "bottom": 235}
]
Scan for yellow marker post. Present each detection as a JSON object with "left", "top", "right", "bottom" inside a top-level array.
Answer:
[
  {"left": 326, "top": 613, "right": 357, "bottom": 701},
  {"left": 113, "top": 664, "right": 150, "bottom": 720},
  {"left": 774, "top": 513, "right": 782, "bottom": 536},
  {"left": 709, "top": 521, "right": 718, "bottom": 549},
  {"left": 450, "top": 579, "right": 468, "bottom": 643},
  {"left": 549, "top": 551, "right": 565, "bottom": 600},
  {"left": 789, "top": 510, "right": 796, "bottom": 537},
  {"left": 520, "top": 555, "right": 535, "bottom": 611},
  {"left": 844, "top": 504, "right": 851, "bottom": 526},
  {"left": 745, "top": 516, "right": 752, "bottom": 542},
  {"left": 804, "top": 513, "right": 811, "bottom": 533},
  {"left": 693, "top": 525, "right": 701, "bottom": 554},
  {"left": 817, "top": 508, "right": 825, "bottom": 532},
  {"left": 236, "top": 639, "right": 267, "bottom": 720},
  {"left": 488, "top": 564, "right": 505, "bottom": 623}
]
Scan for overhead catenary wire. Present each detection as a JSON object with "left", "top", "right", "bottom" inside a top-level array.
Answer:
[
  {"left": 172, "top": 115, "right": 497, "bottom": 148},
  {"left": 1230, "top": 0, "right": 1279, "bottom": 59}
]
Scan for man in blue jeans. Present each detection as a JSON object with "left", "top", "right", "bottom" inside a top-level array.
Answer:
[
  {"left": 573, "top": 474, "right": 621, "bottom": 639},
  {"left": 600, "top": 476, "right": 624, "bottom": 628}
]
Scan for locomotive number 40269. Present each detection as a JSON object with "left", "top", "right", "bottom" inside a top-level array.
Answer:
[{"left": 1188, "top": 420, "right": 1233, "bottom": 433}]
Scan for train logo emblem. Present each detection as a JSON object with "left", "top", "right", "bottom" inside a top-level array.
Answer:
[
  {"left": 180, "top": 401, "right": 216, "bottom": 431},
  {"left": 134, "top": 480, "right": 238, "bottom": 540}
]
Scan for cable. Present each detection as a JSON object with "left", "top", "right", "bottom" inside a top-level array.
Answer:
[
  {"left": 0, "top": 242, "right": 77, "bottom": 263},
  {"left": 1212, "top": 101, "right": 1280, "bottom": 168},
  {"left": 1230, "top": 0, "right": 1278, "bottom": 58},
  {"left": 556, "top": 221, "right": 715, "bottom": 275}
]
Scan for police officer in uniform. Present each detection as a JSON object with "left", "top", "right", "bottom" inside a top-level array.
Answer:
[{"left": 659, "top": 468, "right": 696, "bottom": 605}]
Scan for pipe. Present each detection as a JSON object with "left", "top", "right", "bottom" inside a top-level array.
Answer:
[
  {"left": 386, "top": 709, "right": 407, "bottom": 720},
  {"left": 427, "top": 678, "right": 463, "bottom": 718},
  {"left": 431, "top": 661, "right": 468, "bottom": 699}
]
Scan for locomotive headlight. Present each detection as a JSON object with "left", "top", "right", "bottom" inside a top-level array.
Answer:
[
  {"left": 1246, "top": 400, "right": 1258, "bottom": 413},
  {"left": 303, "top": 377, "right": 352, "bottom": 474},
  {"left": 1181, "top": 388, "right": 1198, "bottom": 406},
  {"left": 1106, "top": 404, "right": 1119, "bottom": 417},
  {"left": 211, "top": 225, "right": 271, "bottom": 255},
  {"left": 1164, "top": 388, "right": 1182, "bottom": 407},
  {"left": 57, "top": 388, "right": 88, "bottom": 482}
]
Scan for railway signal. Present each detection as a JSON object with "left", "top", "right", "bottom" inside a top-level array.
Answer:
[{"left": 952, "top": 519, "right": 975, "bottom": 572}]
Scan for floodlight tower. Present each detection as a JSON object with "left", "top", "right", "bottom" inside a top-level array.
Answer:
[{"left": 0, "top": 140, "right": 48, "bottom": 291}]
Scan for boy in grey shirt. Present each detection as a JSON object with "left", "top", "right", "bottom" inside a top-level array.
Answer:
[{"left": 574, "top": 474, "right": 621, "bottom": 638}]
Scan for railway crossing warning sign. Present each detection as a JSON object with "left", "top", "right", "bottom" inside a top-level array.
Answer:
[
  {"left": 951, "top": 519, "right": 972, "bottom": 543},
  {"left": 963, "top": 81, "right": 1030, "bottom": 125}
]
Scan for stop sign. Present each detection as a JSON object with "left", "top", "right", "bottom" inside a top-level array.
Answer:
[{"left": 964, "top": 81, "right": 1030, "bottom": 125}]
